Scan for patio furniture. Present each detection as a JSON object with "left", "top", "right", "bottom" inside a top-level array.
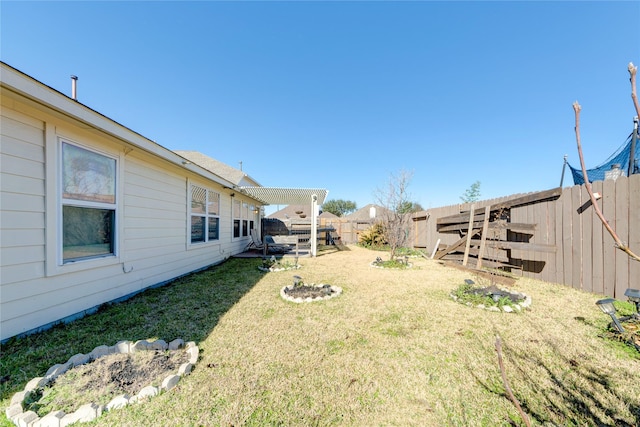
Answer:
[
  {"left": 265, "top": 235, "right": 299, "bottom": 257},
  {"left": 246, "top": 229, "right": 265, "bottom": 251},
  {"left": 246, "top": 230, "right": 292, "bottom": 255},
  {"left": 264, "top": 235, "right": 298, "bottom": 255}
]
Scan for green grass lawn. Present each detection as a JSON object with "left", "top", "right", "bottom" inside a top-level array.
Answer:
[{"left": 1, "top": 245, "right": 638, "bottom": 426}]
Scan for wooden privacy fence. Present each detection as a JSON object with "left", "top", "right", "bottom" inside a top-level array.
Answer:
[
  {"left": 320, "top": 219, "right": 376, "bottom": 245},
  {"left": 412, "top": 174, "right": 639, "bottom": 299},
  {"left": 262, "top": 218, "right": 351, "bottom": 246},
  {"left": 262, "top": 217, "right": 378, "bottom": 246}
]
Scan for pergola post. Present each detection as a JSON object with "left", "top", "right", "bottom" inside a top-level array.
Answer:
[{"left": 311, "top": 194, "right": 318, "bottom": 257}]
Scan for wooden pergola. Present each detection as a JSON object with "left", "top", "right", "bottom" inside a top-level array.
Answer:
[{"left": 239, "top": 187, "right": 329, "bottom": 257}]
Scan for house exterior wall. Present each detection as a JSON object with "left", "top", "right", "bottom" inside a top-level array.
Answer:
[{"left": 0, "top": 67, "right": 258, "bottom": 341}]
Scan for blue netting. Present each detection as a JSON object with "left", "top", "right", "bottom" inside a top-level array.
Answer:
[{"left": 568, "top": 132, "right": 640, "bottom": 185}]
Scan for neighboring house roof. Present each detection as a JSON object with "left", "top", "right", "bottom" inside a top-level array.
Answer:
[
  {"left": 343, "top": 204, "right": 390, "bottom": 221},
  {"left": 267, "top": 204, "right": 338, "bottom": 220},
  {"left": 173, "top": 150, "right": 260, "bottom": 187}
]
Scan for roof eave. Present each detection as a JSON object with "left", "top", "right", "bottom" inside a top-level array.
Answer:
[{"left": 1, "top": 62, "right": 237, "bottom": 190}]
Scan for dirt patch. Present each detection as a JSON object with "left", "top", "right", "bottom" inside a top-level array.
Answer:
[
  {"left": 27, "top": 350, "right": 189, "bottom": 416},
  {"left": 83, "top": 350, "right": 188, "bottom": 395}
]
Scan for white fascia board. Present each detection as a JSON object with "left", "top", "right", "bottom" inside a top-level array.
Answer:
[{"left": 0, "top": 62, "right": 242, "bottom": 192}]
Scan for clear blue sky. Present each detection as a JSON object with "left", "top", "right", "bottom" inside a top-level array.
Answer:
[{"left": 2, "top": 1, "right": 638, "bottom": 214}]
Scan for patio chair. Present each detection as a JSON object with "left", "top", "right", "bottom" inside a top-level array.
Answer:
[
  {"left": 263, "top": 235, "right": 294, "bottom": 254},
  {"left": 246, "top": 230, "right": 290, "bottom": 254},
  {"left": 246, "top": 229, "right": 265, "bottom": 251}
]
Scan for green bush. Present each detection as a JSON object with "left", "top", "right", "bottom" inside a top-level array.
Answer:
[{"left": 358, "top": 223, "right": 386, "bottom": 247}]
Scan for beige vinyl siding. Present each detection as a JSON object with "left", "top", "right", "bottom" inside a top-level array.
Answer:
[
  {"left": 1, "top": 103, "right": 48, "bottom": 337},
  {"left": 121, "top": 153, "right": 195, "bottom": 283},
  {"left": 0, "top": 261, "right": 46, "bottom": 288},
  {"left": 1, "top": 265, "right": 168, "bottom": 341},
  {"left": 0, "top": 152, "right": 44, "bottom": 182},
  {"left": 0, "top": 107, "right": 46, "bottom": 271},
  {"left": 0, "top": 84, "right": 247, "bottom": 340}
]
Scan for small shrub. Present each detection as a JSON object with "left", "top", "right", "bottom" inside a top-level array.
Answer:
[
  {"left": 358, "top": 223, "right": 386, "bottom": 248},
  {"left": 394, "top": 247, "right": 425, "bottom": 257}
]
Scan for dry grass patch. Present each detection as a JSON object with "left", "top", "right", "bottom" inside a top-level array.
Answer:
[{"left": 2, "top": 245, "right": 638, "bottom": 426}]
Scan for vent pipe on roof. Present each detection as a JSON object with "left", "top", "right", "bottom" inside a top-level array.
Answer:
[{"left": 71, "top": 75, "right": 78, "bottom": 100}]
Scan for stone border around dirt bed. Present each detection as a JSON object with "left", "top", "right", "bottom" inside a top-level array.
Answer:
[
  {"left": 280, "top": 284, "right": 343, "bottom": 303},
  {"left": 369, "top": 261, "right": 413, "bottom": 269},
  {"left": 258, "top": 265, "right": 301, "bottom": 272},
  {"left": 449, "top": 289, "right": 532, "bottom": 313},
  {"left": 5, "top": 338, "right": 199, "bottom": 427}
]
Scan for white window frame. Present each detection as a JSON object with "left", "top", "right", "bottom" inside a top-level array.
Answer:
[
  {"left": 188, "top": 182, "right": 220, "bottom": 246},
  {"left": 46, "top": 133, "right": 123, "bottom": 276},
  {"left": 232, "top": 198, "right": 242, "bottom": 240},
  {"left": 232, "top": 199, "right": 258, "bottom": 241},
  {"left": 242, "top": 201, "right": 249, "bottom": 237},
  {"left": 248, "top": 204, "right": 256, "bottom": 235}
]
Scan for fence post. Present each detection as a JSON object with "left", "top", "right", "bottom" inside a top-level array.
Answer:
[
  {"left": 462, "top": 204, "right": 475, "bottom": 266},
  {"left": 477, "top": 205, "right": 491, "bottom": 268}
]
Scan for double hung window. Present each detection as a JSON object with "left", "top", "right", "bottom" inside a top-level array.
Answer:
[
  {"left": 233, "top": 200, "right": 256, "bottom": 238},
  {"left": 242, "top": 202, "right": 249, "bottom": 237},
  {"left": 249, "top": 204, "right": 255, "bottom": 234},
  {"left": 190, "top": 185, "right": 220, "bottom": 244},
  {"left": 233, "top": 199, "right": 241, "bottom": 238},
  {"left": 233, "top": 200, "right": 256, "bottom": 239},
  {"left": 61, "top": 142, "right": 117, "bottom": 263}
]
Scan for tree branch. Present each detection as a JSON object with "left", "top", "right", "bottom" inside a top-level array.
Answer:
[
  {"left": 573, "top": 101, "right": 640, "bottom": 262},
  {"left": 629, "top": 62, "right": 639, "bottom": 119},
  {"left": 495, "top": 335, "right": 531, "bottom": 427}
]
